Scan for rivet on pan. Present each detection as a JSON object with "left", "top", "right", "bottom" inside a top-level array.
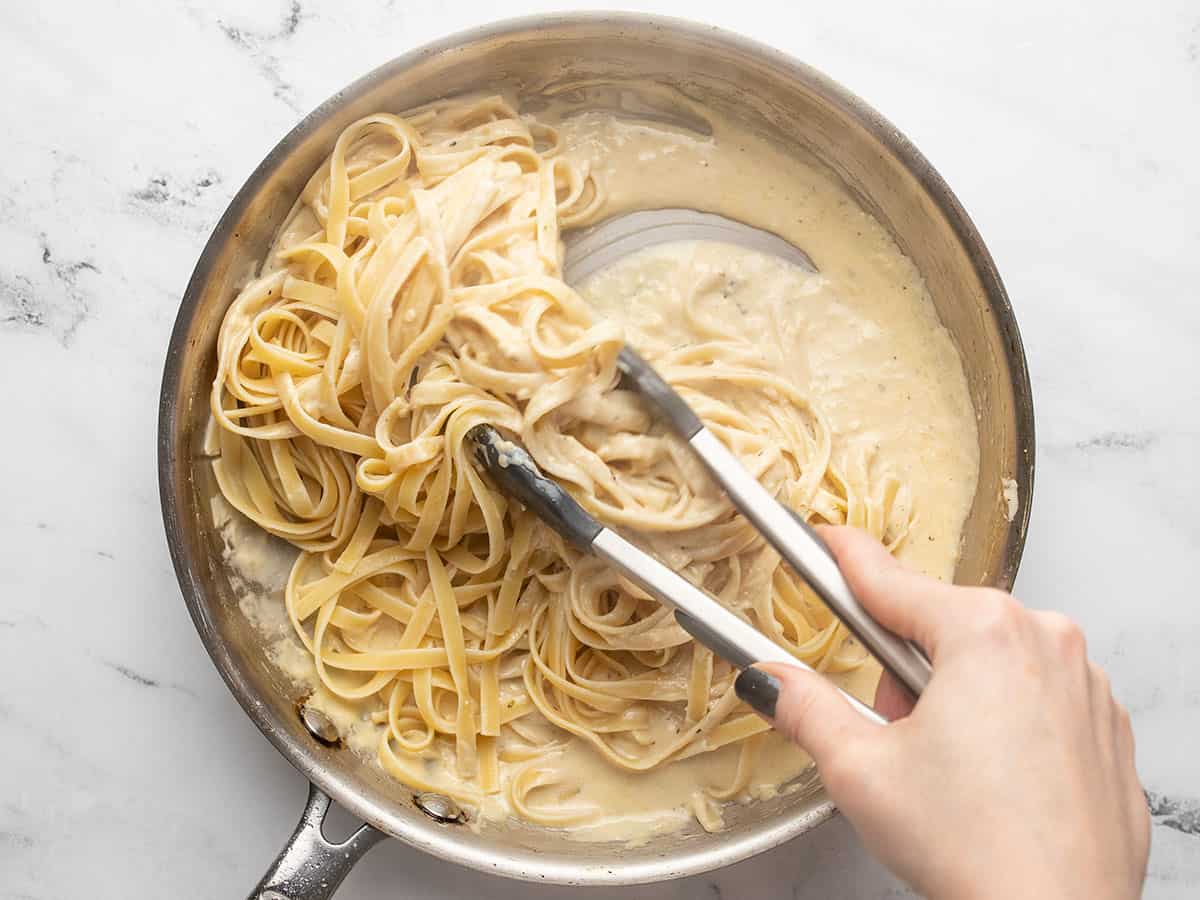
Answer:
[
  {"left": 300, "top": 705, "right": 340, "bottom": 746},
  {"left": 415, "top": 792, "right": 465, "bottom": 824}
]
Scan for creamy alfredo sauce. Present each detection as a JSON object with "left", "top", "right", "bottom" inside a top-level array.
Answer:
[{"left": 220, "top": 103, "right": 980, "bottom": 843}]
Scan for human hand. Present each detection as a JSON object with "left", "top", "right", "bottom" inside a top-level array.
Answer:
[{"left": 735, "top": 526, "right": 1149, "bottom": 900}]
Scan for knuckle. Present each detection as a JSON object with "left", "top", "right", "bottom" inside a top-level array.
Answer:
[
  {"left": 973, "top": 589, "right": 1021, "bottom": 640},
  {"left": 1116, "top": 701, "right": 1132, "bottom": 731},
  {"left": 819, "top": 737, "right": 871, "bottom": 790},
  {"left": 1043, "top": 612, "right": 1086, "bottom": 658},
  {"left": 1116, "top": 702, "right": 1135, "bottom": 747}
]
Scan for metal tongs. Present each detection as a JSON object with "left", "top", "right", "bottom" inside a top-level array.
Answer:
[{"left": 468, "top": 349, "right": 932, "bottom": 725}]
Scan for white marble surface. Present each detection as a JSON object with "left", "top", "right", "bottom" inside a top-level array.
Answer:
[{"left": 1, "top": 0, "right": 1197, "bottom": 897}]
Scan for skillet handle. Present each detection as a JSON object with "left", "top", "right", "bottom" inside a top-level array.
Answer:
[{"left": 248, "top": 783, "right": 386, "bottom": 900}]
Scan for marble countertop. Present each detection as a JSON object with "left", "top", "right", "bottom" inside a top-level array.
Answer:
[{"left": 2, "top": 1, "right": 1197, "bottom": 897}]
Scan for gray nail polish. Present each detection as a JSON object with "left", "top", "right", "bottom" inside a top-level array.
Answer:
[{"left": 735, "top": 667, "right": 780, "bottom": 719}]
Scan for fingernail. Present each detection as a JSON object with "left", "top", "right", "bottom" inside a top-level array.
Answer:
[{"left": 735, "top": 667, "right": 780, "bottom": 719}]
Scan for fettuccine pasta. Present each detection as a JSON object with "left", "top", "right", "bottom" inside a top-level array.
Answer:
[{"left": 210, "top": 96, "right": 914, "bottom": 830}]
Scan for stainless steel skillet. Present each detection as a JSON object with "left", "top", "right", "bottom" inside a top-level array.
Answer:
[{"left": 158, "top": 13, "right": 1034, "bottom": 899}]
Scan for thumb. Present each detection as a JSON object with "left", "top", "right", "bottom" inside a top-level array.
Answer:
[
  {"left": 738, "top": 662, "right": 880, "bottom": 765},
  {"left": 815, "top": 525, "right": 964, "bottom": 660}
]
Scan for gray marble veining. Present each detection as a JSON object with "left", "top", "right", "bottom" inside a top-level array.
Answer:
[
  {"left": 0, "top": 1, "right": 1197, "bottom": 898},
  {"left": 209, "top": 0, "right": 308, "bottom": 111},
  {"left": 1148, "top": 792, "right": 1200, "bottom": 837}
]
